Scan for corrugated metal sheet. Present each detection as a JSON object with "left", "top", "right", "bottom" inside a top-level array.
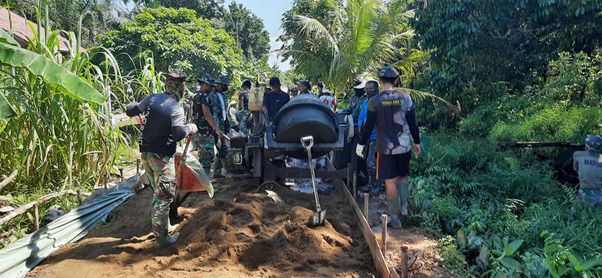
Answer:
[{"left": 0, "top": 177, "right": 136, "bottom": 278}]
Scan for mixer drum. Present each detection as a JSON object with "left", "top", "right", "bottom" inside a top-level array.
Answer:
[{"left": 273, "top": 94, "right": 339, "bottom": 143}]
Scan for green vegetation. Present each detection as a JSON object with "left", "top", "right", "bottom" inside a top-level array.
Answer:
[
  {"left": 279, "top": 0, "right": 426, "bottom": 93},
  {"left": 99, "top": 7, "right": 245, "bottom": 83},
  {"left": 0, "top": 0, "right": 601, "bottom": 277}
]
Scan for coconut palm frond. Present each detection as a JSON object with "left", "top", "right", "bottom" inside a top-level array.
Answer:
[
  {"left": 294, "top": 15, "right": 339, "bottom": 54},
  {"left": 401, "top": 88, "right": 460, "bottom": 114}
]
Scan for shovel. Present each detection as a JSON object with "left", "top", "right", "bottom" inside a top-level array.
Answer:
[{"left": 301, "top": 136, "right": 326, "bottom": 227}]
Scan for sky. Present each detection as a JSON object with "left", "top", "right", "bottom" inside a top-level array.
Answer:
[{"left": 224, "top": 0, "right": 293, "bottom": 71}]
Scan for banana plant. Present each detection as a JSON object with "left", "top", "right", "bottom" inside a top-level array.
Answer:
[{"left": 0, "top": 42, "right": 105, "bottom": 104}]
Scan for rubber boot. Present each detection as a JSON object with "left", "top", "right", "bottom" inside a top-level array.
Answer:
[
  {"left": 397, "top": 181, "right": 410, "bottom": 216},
  {"left": 385, "top": 197, "right": 402, "bottom": 228},
  {"left": 211, "top": 158, "right": 224, "bottom": 178},
  {"left": 155, "top": 232, "right": 180, "bottom": 248},
  {"left": 168, "top": 219, "right": 179, "bottom": 234},
  {"left": 222, "top": 158, "right": 232, "bottom": 178}
]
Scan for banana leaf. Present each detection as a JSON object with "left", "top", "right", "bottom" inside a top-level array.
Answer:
[
  {"left": 0, "top": 29, "right": 19, "bottom": 47},
  {"left": 0, "top": 90, "right": 16, "bottom": 119},
  {"left": 0, "top": 43, "right": 105, "bottom": 104}
]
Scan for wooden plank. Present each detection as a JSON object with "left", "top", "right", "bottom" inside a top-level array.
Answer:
[
  {"left": 328, "top": 161, "right": 398, "bottom": 278},
  {"left": 497, "top": 141, "right": 584, "bottom": 148}
]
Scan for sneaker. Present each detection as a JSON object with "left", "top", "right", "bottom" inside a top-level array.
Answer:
[{"left": 155, "top": 232, "right": 180, "bottom": 248}]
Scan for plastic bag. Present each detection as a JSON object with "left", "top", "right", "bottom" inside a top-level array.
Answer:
[{"left": 175, "top": 147, "right": 214, "bottom": 197}]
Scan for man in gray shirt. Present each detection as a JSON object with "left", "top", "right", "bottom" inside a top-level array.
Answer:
[
  {"left": 574, "top": 135, "right": 602, "bottom": 207},
  {"left": 126, "top": 70, "right": 198, "bottom": 247}
]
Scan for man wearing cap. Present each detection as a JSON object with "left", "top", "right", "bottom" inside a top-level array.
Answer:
[
  {"left": 573, "top": 135, "right": 602, "bottom": 206},
  {"left": 357, "top": 66, "right": 421, "bottom": 228},
  {"left": 346, "top": 78, "right": 367, "bottom": 124},
  {"left": 193, "top": 74, "right": 218, "bottom": 173},
  {"left": 319, "top": 89, "right": 337, "bottom": 112},
  {"left": 236, "top": 94, "right": 254, "bottom": 136},
  {"left": 126, "top": 69, "right": 198, "bottom": 247},
  {"left": 358, "top": 80, "right": 382, "bottom": 196},
  {"left": 208, "top": 76, "right": 232, "bottom": 178},
  {"left": 297, "top": 80, "right": 313, "bottom": 96},
  {"left": 263, "top": 77, "right": 290, "bottom": 122},
  {"left": 347, "top": 78, "right": 369, "bottom": 187}
]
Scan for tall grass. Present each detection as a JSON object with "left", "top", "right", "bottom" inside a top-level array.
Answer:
[
  {"left": 0, "top": 5, "right": 127, "bottom": 193},
  {"left": 0, "top": 4, "right": 156, "bottom": 246}
]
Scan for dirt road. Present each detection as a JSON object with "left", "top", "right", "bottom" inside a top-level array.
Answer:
[{"left": 28, "top": 178, "right": 375, "bottom": 278}]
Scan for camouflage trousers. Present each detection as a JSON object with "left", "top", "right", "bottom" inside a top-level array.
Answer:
[
  {"left": 141, "top": 152, "right": 176, "bottom": 238},
  {"left": 212, "top": 135, "right": 230, "bottom": 176},
  {"left": 193, "top": 133, "right": 215, "bottom": 171},
  {"left": 366, "top": 140, "right": 382, "bottom": 189}
]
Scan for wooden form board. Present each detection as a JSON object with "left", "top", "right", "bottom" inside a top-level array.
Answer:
[
  {"left": 328, "top": 162, "right": 399, "bottom": 278},
  {"left": 496, "top": 141, "right": 584, "bottom": 148}
]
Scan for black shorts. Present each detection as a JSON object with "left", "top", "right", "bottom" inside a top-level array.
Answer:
[{"left": 377, "top": 152, "right": 411, "bottom": 180}]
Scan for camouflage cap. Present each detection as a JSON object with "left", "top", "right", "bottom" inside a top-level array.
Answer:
[
  {"left": 215, "top": 75, "right": 230, "bottom": 86},
  {"left": 378, "top": 66, "right": 400, "bottom": 78},
  {"left": 162, "top": 69, "right": 189, "bottom": 81},
  {"left": 352, "top": 79, "right": 366, "bottom": 89},
  {"left": 585, "top": 134, "right": 602, "bottom": 153},
  {"left": 351, "top": 78, "right": 365, "bottom": 89},
  {"left": 197, "top": 74, "right": 215, "bottom": 86}
]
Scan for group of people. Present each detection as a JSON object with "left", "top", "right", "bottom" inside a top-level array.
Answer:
[{"left": 125, "top": 65, "right": 602, "bottom": 247}]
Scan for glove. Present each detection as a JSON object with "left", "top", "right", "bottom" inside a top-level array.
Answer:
[
  {"left": 356, "top": 144, "right": 365, "bottom": 158},
  {"left": 187, "top": 123, "right": 198, "bottom": 134}
]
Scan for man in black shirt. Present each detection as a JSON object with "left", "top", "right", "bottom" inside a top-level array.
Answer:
[
  {"left": 263, "top": 77, "right": 290, "bottom": 122},
  {"left": 357, "top": 66, "right": 421, "bottom": 228},
  {"left": 126, "top": 70, "right": 198, "bottom": 247}
]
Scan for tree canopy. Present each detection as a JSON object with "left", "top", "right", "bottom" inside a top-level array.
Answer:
[
  {"left": 413, "top": 0, "right": 602, "bottom": 110},
  {"left": 279, "top": 0, "right": 425, "bottom": 93},
  {"left": 99, "top": 7, "right": 246, "bottom": 83},
  {"left": 224, "top": 1, "right": 271, "bottom": 59}
]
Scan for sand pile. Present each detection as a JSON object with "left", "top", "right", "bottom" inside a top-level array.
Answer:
[{"left": 29, "top": 179, "right": 375, "bottom": 277}]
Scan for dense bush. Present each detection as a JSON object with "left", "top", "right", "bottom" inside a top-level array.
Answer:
[
  {"left": 488, "top": 104, "right": 602, "bottom": 143},
  {"left": 100, "top": 7, "right": 246, "bottom": 85},
  {"left": 411, "top": 134, "right": 602, "bottom": 276}
]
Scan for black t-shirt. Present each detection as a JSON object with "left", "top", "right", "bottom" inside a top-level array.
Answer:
[
  {"left": 134, "top": 93, "right": 186, "bottom": 157},
  {"left": 359, "top": 90, "right": 419, "bottom": 155},
  {"left": 263, "top": 91, "right": 290, "bottom": 121}
]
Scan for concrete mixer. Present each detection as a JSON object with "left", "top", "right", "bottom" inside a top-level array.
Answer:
[{"left": 227, "top": 94, "right": 354, "bottom": 185}]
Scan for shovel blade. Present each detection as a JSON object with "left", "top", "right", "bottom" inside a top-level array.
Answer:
[{"left": 308, "top": 210, "right": 327, "bottom": 227}]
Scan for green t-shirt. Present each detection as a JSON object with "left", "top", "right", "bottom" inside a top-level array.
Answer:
[{"left": 573, "top": 151, "right": 602, "bottom": 189}]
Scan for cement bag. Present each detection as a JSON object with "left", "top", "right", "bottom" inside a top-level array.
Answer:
[{"left": 175, "top": 147, "right": 214, "bottom": 196}]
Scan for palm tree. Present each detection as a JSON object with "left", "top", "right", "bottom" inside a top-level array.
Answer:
[
  {"left": 278, "top": 0, "right": 457, "bottom": 111},
  {"left": 279, "top": 0, "right": 420, "bottom": 90}
]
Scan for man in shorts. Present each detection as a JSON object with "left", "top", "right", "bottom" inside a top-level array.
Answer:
[{"left": 357, "top": 66, "right": 421, "bottom": 228}]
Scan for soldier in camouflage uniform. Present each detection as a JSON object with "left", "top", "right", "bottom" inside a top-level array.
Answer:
[
  {"left": 346, "top": 78, "right": 367, "bottom": 125},
  {"left": 125, "top": 70, "right": 198, "bottom": 247},
  {"left": 346, "top": 78, "right": 369, "bottom": 186},
  {"left": 236, "top": 93, "right": 253, "bottom": 136},
  {"left": 192, "top": 74, "right": 217, "bottom": 173},
  {"left": 211, "top": 76, "right": 232, "bottom": 178}
]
